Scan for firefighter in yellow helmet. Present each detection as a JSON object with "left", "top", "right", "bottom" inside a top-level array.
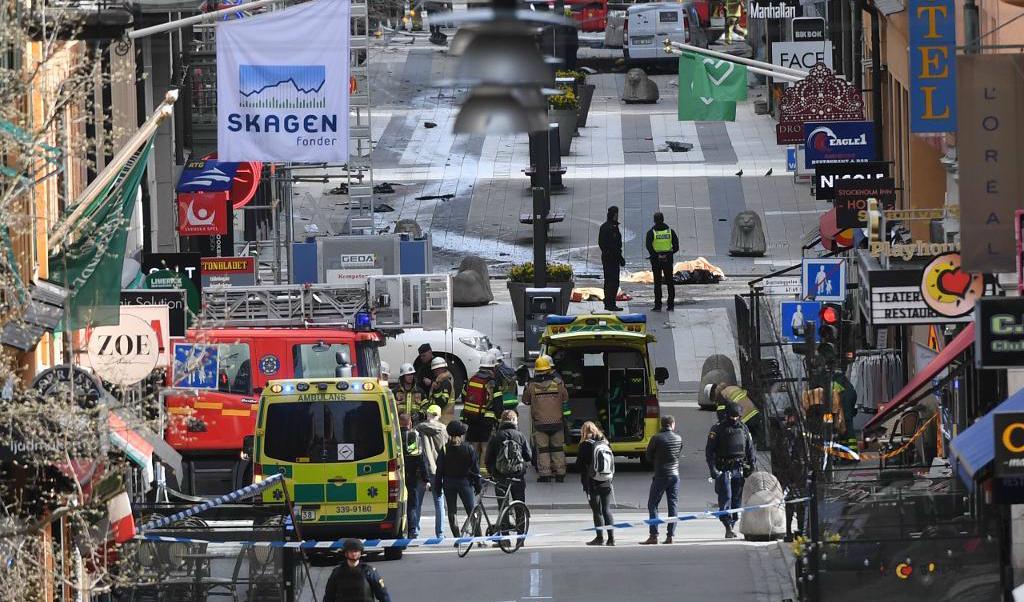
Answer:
[{"left": 523, "top": 355, "right": 571, "bottom": 482}]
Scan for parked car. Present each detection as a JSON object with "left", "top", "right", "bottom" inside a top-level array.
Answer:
[
  {"left": 378, "top": 326, "right": 495, "bottom": 395},
  {"left": 623, "top": 2, "right": 708, "bottom": 65}
]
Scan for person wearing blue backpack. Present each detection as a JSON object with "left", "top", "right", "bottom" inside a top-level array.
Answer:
[{"left": 578, "top": 421, "right": 616, "bottom": 546}]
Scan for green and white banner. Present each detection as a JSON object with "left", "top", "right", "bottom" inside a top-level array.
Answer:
[{"left": 678, "top": 52, "right": 748, "bottom": 122}]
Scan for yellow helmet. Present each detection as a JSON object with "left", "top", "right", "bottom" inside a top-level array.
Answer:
[{"left": 534, "top": 355, "right": 554, "bottom": 373}]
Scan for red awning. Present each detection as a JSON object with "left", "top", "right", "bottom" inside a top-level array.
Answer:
[{"left": 863, "top": 322, "right": 974, "bottom": 430}]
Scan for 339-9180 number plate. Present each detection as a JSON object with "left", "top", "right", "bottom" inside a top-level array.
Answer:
[{"left": 335, "top": 504, "right": 373, "bottom": 514}]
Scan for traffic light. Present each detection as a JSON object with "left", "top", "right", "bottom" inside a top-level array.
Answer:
[
  {"left": 792, "top": 324, "right": 816, "bottom": 356},
  {"left": 817, "top": 303, "right": 842, "bottom": 363}
]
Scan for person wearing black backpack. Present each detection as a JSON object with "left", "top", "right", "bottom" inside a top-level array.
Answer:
[
  {"left": 577, "top": 421, "right": 616, "bottom": 546},
  {"left": 485, "top": 410, "right": 533, "bottom": 508}
]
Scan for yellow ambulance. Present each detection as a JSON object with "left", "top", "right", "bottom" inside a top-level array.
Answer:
[
  {"left": 253, "top": 377, "right": 407, "bottom": 559},
  {"left": 540, "top": 314, "right": 669, "bottom": 465}
]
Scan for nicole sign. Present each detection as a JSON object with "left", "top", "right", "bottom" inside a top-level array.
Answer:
[
  {"left": 908, "top": 0, "right": 956, "bottom": 133},
  {"left": 217, "top": 0, "right": 350, "bottom": 162},
  {"left": 803, "top": 121, "right": 877, "bottom": 167}
]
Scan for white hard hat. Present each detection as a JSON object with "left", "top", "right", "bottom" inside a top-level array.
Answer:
[
  {"left": 430, "top": 356, "right": 448, "bottom": 370},
  {"left": 399, "top": 362, "right": 416, "bottom": 377},
  {"left": 380, "top": 361, "right": 391, "bottom": 376},
  {"left": 703, "top": 383, "right": 715, "bottom": 400},
  {"left": 479, "top": 351, "right": 497, "bottom": 369}
]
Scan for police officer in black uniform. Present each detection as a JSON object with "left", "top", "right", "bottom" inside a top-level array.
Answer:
[
  {"left": 323, "top": 539, "right": 391, "bottom": 602},
  {"left": 705, "top": 401, "right": 755, "bottom": 539}
]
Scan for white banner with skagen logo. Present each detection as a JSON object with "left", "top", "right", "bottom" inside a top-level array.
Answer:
[{"left": 216, "top": 0, "right": 350, "bottom": 162}]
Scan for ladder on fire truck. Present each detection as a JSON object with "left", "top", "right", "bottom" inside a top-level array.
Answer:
[
  {"left": 199, "top": 284, "right": 368, "bottom": 327},
  {"left": 198, "top": 275, "right": 453, "bottom": 330}
]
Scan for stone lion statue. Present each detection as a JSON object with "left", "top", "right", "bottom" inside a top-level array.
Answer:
[
  {"left": 394, "top": 218, "right": 423, "bottom": 238},
  {"left": 622, "top": 68, "right": 659, "bottom": 104},
  {"left": 729, "top": 210, "right": 767, "bottom": 257}
]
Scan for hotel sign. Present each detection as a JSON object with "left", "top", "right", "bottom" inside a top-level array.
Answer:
[{"left": 908, "top": 0, "right": 957, "bottom": 132}]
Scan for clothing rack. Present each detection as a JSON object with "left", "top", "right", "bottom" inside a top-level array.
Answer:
[{"left": 849, "top": 350, "right": 905, "bottom": 413}]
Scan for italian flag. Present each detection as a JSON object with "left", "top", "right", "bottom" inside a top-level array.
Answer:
[{"left": 107, "top": 491, "right": 135, "bottom": 544}]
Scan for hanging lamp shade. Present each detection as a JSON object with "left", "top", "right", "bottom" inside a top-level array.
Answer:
[{"left": 453, "top": 87, "right": 549, "bottom": 134}]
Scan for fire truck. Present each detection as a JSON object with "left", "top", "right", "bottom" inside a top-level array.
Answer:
[{"left": 163, "top": 278, "right": 450, "bottom": 496}]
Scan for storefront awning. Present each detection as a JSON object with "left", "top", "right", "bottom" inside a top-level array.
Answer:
[
  {"left": 950, "top": 387, "right": 1024, "bottom": 489},
  {"left": 863, "top": 322, "right": 974, "bottom": 431}
]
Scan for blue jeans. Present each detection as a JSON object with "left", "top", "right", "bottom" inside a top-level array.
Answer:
[
  {"left": 647, "top": 475, "right": 679, "bottom": 536},
  {"left": 443, "top": 479, "right": 477, "bottom": 538},
  {"left": 416, "top": 472, "right": 445, "bottom": 537},
  {"left": 715, "top": 469, "right": 745, "bottom": 528},
  {"left": 406, "top": 479, "right": 422, "bottom": 538}
]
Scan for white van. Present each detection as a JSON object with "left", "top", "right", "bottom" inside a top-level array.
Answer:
[{"left": 623, "top": 2, "right": 707, "bottom": 63}]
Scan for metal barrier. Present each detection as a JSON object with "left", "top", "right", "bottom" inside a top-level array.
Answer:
[{"left": 795, "top": 469, "right": 1002, "bottom": 601}]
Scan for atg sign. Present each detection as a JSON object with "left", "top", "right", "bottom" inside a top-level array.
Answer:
[
  {"left": 803, "top": 121, "right": 877, "bottom": 167},
  {"left": 908, "top": 0, "right": 956, "bottom": 133},
  {"left": 217, "top": 0, "right": 350, "bottom": 162}
]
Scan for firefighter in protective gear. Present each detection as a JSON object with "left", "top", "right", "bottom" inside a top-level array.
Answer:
[
  {"left": 706, "top": 382, "right": 759, "bottom": 425},
  {"left": 705, "top": 401, "right": 755, "bottom": 539},
  {"left": 723, "top": 0, "right": 746, "bottom": 44},
  {"left": 523, "top": 355, "right": 571, "bottom": 482},
  {"left": 395, "top": 363, "right": 424, "bottom": 421},
  {"left": 645, "top": 212, "right": 679, "bottom": 311},
  {"left": 428, "top": 356, "right": 456, "bottom": 424},
  {"left": 491, "top": 350, "right": 520, "bottom": 411},
  {"left": 462, "top": 354, "right": 503, "bottom": 470}
]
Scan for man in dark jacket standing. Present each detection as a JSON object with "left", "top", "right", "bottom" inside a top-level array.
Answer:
[
  {"left": 641, "top": 415, "right": 683, "bottom": 545},
  {"left": 645, "top": 212, "right": 680, "bottom": 311},
  {"left": 598, "top": 206, "right": 625, "bottom": 312},
  {"left": 323, "top": 539, "right": 391, "bottom": 602},
  {"left": 706, "top": 401, "right": 756, "bottom": 538},
  {"left": 485, "top": 410, "right": 533, "bottom": 505}
]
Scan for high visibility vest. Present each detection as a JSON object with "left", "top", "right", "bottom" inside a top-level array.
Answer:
[
  {"left": 463, "top": 372, "right": 497, "bottom": 420},
  {"left": 394, "top": 384, "right": 423, "bottom": 417},
  {"left": 651, "top": 229, "right": 673, "bottom": 253}
]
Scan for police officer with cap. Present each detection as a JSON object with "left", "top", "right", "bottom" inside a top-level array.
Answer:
[
  {"left": 323, "top": 539, "right": 391, "bottom": 602},
  {"left": 705, "top": 401, "right": 755, "bottom": 539}
]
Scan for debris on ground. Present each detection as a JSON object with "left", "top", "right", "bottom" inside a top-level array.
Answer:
[
  {"left": 414, "top": 193, "right": 454, "bottom": 201},
  {"left": 424, "top": 121, "right": 437, "bottom": 128},
  {"left": 665, "top": 141, "right": 693, "bottom": 152},
  {"left": 373, "top": 182, "right": 396, "bottom": 194}
]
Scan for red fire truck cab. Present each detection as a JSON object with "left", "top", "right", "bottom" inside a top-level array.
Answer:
[{"left": 165, "top": 327, "right": 383, "bottom": 495}]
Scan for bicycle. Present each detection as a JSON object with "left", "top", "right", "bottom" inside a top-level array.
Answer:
[{"left": 456, "top": 478, "right": 531, "bottom": 557}]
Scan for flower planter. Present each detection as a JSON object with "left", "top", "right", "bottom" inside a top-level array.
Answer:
[
  {"left": 507, "top": 280, "right": 574, "bottom": 331},
  {"left": 549, "top": 109, "right": 577, "bottom": 156},
  {"left": 576, "top": 83, "right": 596, "bottom": 128}
]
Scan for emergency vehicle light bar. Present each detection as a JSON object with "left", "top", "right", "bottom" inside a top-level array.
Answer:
[
  {"left": 545, "top": 316, "right": 575, "bottom": 325},
  {"left": 618, "top": 314, "right": 647, "bottom": 323}
]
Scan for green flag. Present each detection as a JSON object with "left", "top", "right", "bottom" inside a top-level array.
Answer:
[
  {"left": 50, "top": 141, "right": 152, "bottom": 330},
  {"left": 678, "top": 52, "right": 745, "bottom": 122}
]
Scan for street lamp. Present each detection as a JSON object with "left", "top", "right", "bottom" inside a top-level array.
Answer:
[{"left": 439, "top": 0, "right": 575, "bottom": 287}]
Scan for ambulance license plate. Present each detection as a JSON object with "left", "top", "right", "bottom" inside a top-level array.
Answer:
[{"left": 335, "top": 504, "right": 373, "bottom": 515}]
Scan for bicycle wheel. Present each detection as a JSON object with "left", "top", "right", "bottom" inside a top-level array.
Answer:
[
  {"left": 497, "top": 501, "right": 530, "bottom": 554},
  {"left": 457, "top": 506, "right": 483, "bottom": 558}
]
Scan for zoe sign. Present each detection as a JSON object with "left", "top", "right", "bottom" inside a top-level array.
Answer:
[{"left": 86, "top": 314, "right": 161, "bottom": 386}]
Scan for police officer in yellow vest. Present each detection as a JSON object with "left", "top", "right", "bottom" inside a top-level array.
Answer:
[
  {"left": 705, "top": 382, "right": 759, "bottom": 425},
  {"left": 462, "top": 354, "right": 503, "bottom": 471},
  {"left": 394, "top": 363, "right": 425, "bottom": 421},
  {"left": 645, "top": 212, "right": 679, "bottom": 312}
]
